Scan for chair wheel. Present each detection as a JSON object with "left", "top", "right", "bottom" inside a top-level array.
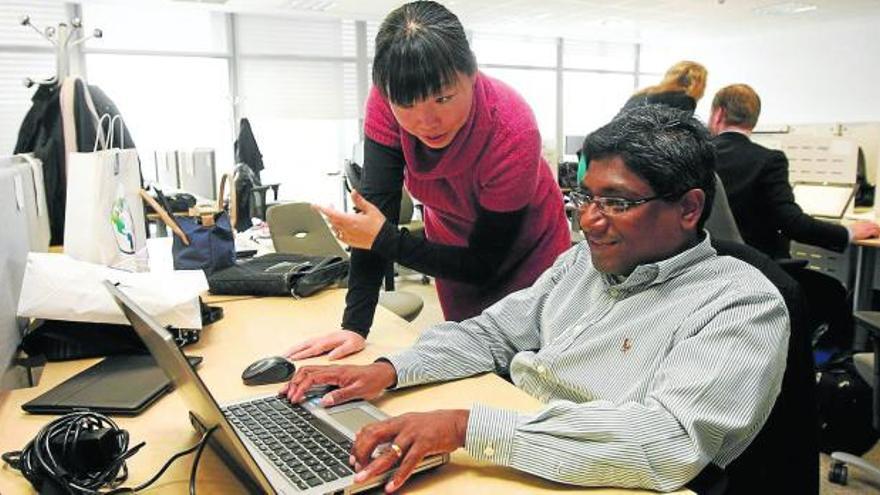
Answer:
[{"left": 829, "top": 462, "right": 848, "bottom": 485}]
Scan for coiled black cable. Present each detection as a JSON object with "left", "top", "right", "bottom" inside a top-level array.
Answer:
[{"left": 2, "top": 411, "right": 217, "bottom": 494}]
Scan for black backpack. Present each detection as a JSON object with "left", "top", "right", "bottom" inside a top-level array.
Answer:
[{"left": 816, "top": 353, "right": 879, "bottom": 455}]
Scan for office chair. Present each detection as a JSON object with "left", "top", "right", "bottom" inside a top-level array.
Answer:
[
  {"left": 342, "top": 159, "right": 422, "bottom": 233},
  {"left": 828, "top": 311, "right": 880, "bottom": 486},
  {"left": 701, "top": 176, "right": 819, "bottom": 493},
  {"left": 232, "top": 163, "right": 280, "bottom": 231},
  {"left": 710, "top": 239, "right": 819, "bottom": 494},
  {"left": 703, "top": 174, "right": 743, "bottom": 244},
  {"left": 398, "top": 188, "right": 425, "bottom": 239},
  {"left": 343, "top": 159, "right": 429, "bottom": 288},
  {"left": 266, "top": 203, "right": 423, "bottom": 323}
]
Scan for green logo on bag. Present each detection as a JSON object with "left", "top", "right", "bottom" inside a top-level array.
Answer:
[{"left": 110, "top": 188, "right": 136, "bottom": 255}]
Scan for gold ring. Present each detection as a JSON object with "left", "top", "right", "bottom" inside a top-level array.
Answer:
[{"left": 389, "top": 443, "right": 403, "bottom": 458}]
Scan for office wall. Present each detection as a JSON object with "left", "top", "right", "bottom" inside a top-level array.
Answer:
[{"left": 681, "top": 17, "right": 880, "bottom": 125}]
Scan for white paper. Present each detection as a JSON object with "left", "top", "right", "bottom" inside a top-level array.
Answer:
[
  {"left": 147, "top": 237, "right": 174, "bottom": 273},
  {"left": 17, "top": 253, "right": 208, "bottom": 329}
]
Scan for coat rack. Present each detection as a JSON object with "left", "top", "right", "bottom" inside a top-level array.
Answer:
[{"left": 19, "top": 14, "right": 103, "bottom": 88}]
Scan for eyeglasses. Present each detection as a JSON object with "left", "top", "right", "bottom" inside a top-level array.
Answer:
[{"left": 569, "top": 190, "right": 672, "bottom": 216}]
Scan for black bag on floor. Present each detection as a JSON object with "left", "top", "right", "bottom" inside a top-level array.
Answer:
[
  {"left": 207, "top": 253, "right": 349, "bottom": 298},
  {"left": 816, "top": 352, "right": 879, "bottom": 455}
]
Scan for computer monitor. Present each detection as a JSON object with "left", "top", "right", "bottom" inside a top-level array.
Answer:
[
  {"left": 564, "top": 135, "right": 586, "bottom": 156},
  {"left": 154, "top": 150, "right": 180, "bottom": 190},
  {"left": 0, "top": 160, "right": 32, "bottom": 373},
  {"left": 178, "top": 148, "right": 217, "bottom": 200}
]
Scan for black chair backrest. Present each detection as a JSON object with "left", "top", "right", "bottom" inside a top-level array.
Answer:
[
  {"left": 712, "top": 238, "right": 818, "bottom": 495},
  {"left": 704, "top": 173, "right": 744, "bottom": 244},
  {"left": 344, "top": 160, "right": 363, "bottom": 193}
]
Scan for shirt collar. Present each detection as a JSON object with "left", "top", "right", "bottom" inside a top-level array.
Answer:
[{"left": 602, "top": 232, "right": 716, "bottom": 291}]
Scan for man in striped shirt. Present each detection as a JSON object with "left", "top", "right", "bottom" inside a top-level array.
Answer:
[{"left": 282, "top": 105, "right": 790, "bottom": 493}]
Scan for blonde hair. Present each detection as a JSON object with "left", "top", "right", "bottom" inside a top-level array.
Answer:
[{"left": 640, "top": 60, "right": 708, "bottom": 101}]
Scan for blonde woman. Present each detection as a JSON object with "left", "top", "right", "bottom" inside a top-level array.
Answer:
[{"left": 621, "top": 60, "right": 707, "bottom": 115}]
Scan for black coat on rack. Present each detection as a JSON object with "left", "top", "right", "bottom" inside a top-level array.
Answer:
[{"left": 14, "top": 85, "right": 65, "bottom": 245}]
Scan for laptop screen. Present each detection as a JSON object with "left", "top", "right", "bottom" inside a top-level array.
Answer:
[
  {"left": 793, "top": 183, "right": 854, "bottom": 219},
  {"left": 103, "top": 281, "right": 274, "bottom": 493}
]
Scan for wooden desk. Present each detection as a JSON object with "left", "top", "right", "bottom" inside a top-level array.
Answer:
[{"left": 0, "top": 291, "right": 687, "bottom": 494}]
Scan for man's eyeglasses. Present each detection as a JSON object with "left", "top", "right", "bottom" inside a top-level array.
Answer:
[{"left": 569, "top": 190, "right": 674, "bottom": 216}]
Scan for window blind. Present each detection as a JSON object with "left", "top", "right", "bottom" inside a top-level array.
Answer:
[
  {"left": 0, "top": 52, "right": 54, "bottom": 153},
  {"left": 236, "top": 15, "right": 355, "bottom": 57},
  {"left": 0, "top": 0, "right": 67, "bottom": 46},
  {"left": 471, "top": 32, "right": 556, "bottom": 67},
  {"left": 564, "top": 39, "right": 635, "bottom": 72},
  {"left": 82, "top": 4, "right": 228, "bottom": 53},
  {"left": 0, "top": 1, "right": 65, "bottom": 153}
]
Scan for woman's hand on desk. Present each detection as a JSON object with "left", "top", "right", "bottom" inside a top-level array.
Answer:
[
  {"left": 281, "top": 361, "right": 397, "bottom": 406},
  {"left": 351, "top": 410, "right": 470, "bottom": 493},
  {"left": 285, "top": 329, "right": 366, "bottom": 361},
  {"left": 314, "top": 190, "right": 386, "bottom": 250}
]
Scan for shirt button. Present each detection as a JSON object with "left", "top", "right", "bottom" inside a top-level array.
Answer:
[
  {"left": 608, "top": 288, "right": 619, "bottom": 298},
  {"left": 536, "top": 364, "right": 547, "bottom": 375},
  {"left": 483, "top": 446, "right": 495, "bottom": 458}
]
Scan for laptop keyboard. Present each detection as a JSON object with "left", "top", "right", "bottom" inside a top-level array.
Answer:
[{"left": 223, "top": 396, "right": 355, "bottom": 491}]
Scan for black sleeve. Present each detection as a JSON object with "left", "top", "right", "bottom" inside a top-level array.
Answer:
[
  {"left": 371, "top": 205, "right": 526, "bottom": 285},
  {"left": 761, "top": 151, "right": 849, "bottom": 252},
  {"left": 341, "top": 138, "right": 405, "bottom": 336}
]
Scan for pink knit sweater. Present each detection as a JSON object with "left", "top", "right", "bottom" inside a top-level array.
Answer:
[{"left": 364, "top": 72, "right": 570, "bottom": 322}]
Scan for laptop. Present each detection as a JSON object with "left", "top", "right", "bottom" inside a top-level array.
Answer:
[
  {"left": 22, "top": 354, "right": 202, "bottom": 416},
  {"left": 104, "top": 281, "right": 448, "bottom": 494},
  {"left": 792, "top": 183, "right": 856, "bottom": 219}
]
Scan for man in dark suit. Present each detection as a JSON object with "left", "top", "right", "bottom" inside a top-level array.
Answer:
[{"left": 708, "top": 83, "right": 880, "bottom": 349}]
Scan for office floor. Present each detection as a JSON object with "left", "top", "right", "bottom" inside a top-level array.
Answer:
[{"left": 395, "top": 277, "right": 880, "bottom": 494}]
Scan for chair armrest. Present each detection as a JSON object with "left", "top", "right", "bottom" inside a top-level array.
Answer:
[
  {"left": 267, "top": 183, "right": 280, "bottom": 200},
  {"left": 776, "top": 258, "right": 809, "bottom": 276},
  {"left": 252, "top": 183, "right": 281, "bottom": 201}
]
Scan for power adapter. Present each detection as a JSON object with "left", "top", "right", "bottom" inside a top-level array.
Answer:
[
  {"left": 3, "top": 411, "right": 215, "bottom": 494},
  {"left": 48, "top": 426, "right": 126, "bottom": 474}
]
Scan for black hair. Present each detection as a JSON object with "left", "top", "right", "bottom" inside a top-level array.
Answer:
[
  {"left": 372, "top": 1, "right": 477, "bottom": 106},
  {"left": 582, "top": 105, "right": 717, "bottom": 230}
]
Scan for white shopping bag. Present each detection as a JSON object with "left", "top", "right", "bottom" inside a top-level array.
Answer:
[
  {"left": 64, "top": 115, "right": 147, "bottom": 271},
  {"left": 17, "top": 252, "right": 208, "bottom": 329}
]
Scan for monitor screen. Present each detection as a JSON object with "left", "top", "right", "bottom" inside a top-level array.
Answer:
[{"left": 564, "top": 135, "right": 586, "bottom": 156}]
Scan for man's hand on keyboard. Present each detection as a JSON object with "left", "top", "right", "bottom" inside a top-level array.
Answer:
[
  {"left": 350, "top": 410, "right": 470, "bottom": 493},
  {"left": 280, "top": 362, "right": 397, "bottom": 406}
]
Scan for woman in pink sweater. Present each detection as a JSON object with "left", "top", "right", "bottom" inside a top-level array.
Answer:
[{"left": 288, "top": 1, "right": 570, "bottom": 360}]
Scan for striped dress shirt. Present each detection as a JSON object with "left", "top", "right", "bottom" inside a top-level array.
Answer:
[{"left": 385, "top": 235, "right": 789, "bottom": 492}]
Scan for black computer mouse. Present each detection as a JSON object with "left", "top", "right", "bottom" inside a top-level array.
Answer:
[{"left": 242, "top": 356, "right": 296, "bottom": 386}]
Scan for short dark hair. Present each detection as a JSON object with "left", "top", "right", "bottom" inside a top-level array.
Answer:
[
  {"left": 712, "top": 84, "right": 761, "bottom": 130},
  {"left": 372, "top": 1, "right": 477, "bottom": 106},
  {"left": 582, "top": 105, "right": 717, "bottom": 230}
]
